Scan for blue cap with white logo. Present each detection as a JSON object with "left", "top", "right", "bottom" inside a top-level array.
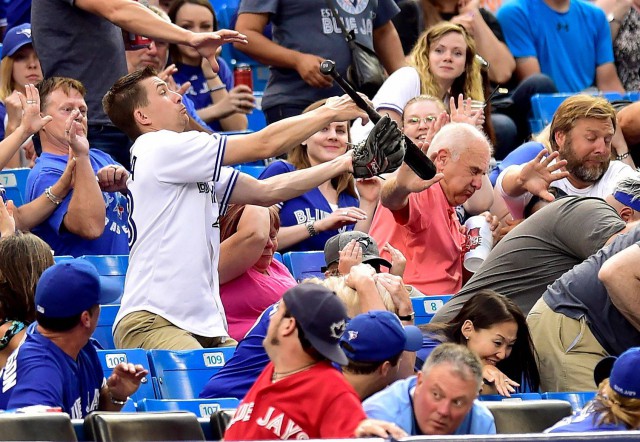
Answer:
[{"left": 2, "top": 24, "right": 33, "bottom": 59}]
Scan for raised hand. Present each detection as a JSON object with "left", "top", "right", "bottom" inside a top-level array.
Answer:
[
  {"left": 295, "top": 53, "right": 333, "bottom": 88},
  {"left": 107, "top": 362, "right": 149, "bottom": 402},
  {"left": 449, "top": 94, "right": 483, "bottom": 129},
  {"left": 396, "top": 161, "right": 445, "bottom": 194},
  {"left": 315, "top": 206, "right": 367, "bottom": 232},
  {"left": 482, "top": 365, "right": 520, "bottom": 397},
  {"left": 337, "top": 240, "right": 364, "bottom": 275},
  {"left": 382, "top": 242, "right": 406, "bottom": 277},
  {"left": 191, "top": 29, "right": 248, "bottom": 72},
  {"left": 65, "top": 109, "right": 89, "bottom": 157},
  {"left": 323, "top": 94, "right": 368, "bottom": 124},
  {"left": 18, "top": 84, "right": 52, "bottom": 136},
  {"left": 519, "top": 150, "right": 570, "bottom": 201},
  {"left": 0, "top": 198, "right": 16, "bottom": 238}
]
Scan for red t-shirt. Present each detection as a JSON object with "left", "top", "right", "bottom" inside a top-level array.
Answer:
[
  {"left": 370, "top": 182, "right": 465, "bottom": 295},
  {"left": 224, "top": 361, "right": 366, "bottom": 440}
]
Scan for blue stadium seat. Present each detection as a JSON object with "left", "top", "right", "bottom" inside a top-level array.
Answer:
[
  {"left": 532, "top": 92, "right": 628, "bottom": 127},
  {"left": 0, "top": 168, "right": 30, "bottom": 206},
  {"left": 273, "top": 251, "right": 283, "bottom": 263},
  {"left": 625, "top": 91, "right": 640, "bottom": 102},
  {"left": 93, "top": 304, "right": 120, "bottom": 350},
  {"left": 480, "top": 393, "right": 543, "bottom": 401},
  {"left": 235, "top": 165, "right": 266, "bottom": 179},
  {"left": 53, "top": 255, "right": 74, "bottom": 263},
  {"left": 96, "top": 349, "right": 155, "bottom": 403},
  {"left": 412, "top": 295, "right": 453, "bottom": 325},
  {"left": 246, "top": 93, "right": 267, "bottom": 131},
  {"left": 541, "top": 392, "right": 596, "bottom": 413},
  {"left": 137, "top": 398, "right": 239, "bottom": 417},
  {"left": 147, "top": 347, "right": 237, "bottom": 399},
  {"left": 283, "top": 251, "right": 326, "bottom": 282},
  {"left": 79, "top": 255, "right": 128, "bottom": 304}
]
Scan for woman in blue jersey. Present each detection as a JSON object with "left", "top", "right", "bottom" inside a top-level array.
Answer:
[{"left": 259, "top": 100, "right": 381, "bottom": 253}]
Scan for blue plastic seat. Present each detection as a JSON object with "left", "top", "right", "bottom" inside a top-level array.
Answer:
[
  {"left": 480, "top": 393, "right": 543, "bottom": 401},
  {"left": 0, "top": 168, "right": 30, "bottom": 206},
  {"left": 93, "top": 304, "right": 120, "bottom": 350},
  {"left": 282, "top": 251, "right": 326, "bottom": 282},
  {"left": 235, "top": 165, "right": 266, "bottom": 179},
  {"left": 137, "top": 398, "right": 239, "bottom": 417},
  {"left": 147, "top": 347, "right": 237, "bottom": 399},
  {"left": 273, "top": 251, "right": 283, "bottom": 263},
  {"left": 53, "top": 255, "right": 74, "bottom": 263},
  {"left": 625, "top": 91, "right": 640, "bottom": 102},
  {"left": 411, "top": 295, "right": 453, "bottom": 325},
  {"left": 96, "top": 349, "right": 155, "bottom": 403},
  {"left": 79, "top": 255, "right": 128, "bottom": 304},
  {"left": 541, "top": 391, "right": 596, "bottom": 413}
]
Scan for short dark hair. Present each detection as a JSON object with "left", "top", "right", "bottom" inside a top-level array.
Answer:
[
  {"left": 103, "top": 66, "right": 156, "bottom": 141},
  {"left": 341, "top": 341, "right": 402, "bottom": 374},
  {"left": 36, "top": 304, "right": 98, "bottom": 332}
]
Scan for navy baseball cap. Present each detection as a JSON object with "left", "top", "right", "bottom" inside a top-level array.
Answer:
[
  {"left": 2, "top": 24, "right": 33, "bottom": 59},
  {"left": 283, "top": 283, "right": 349, "bottom": 365},
  {"left": 340, "top": 311, "right": 423, "bottom": 362},
  {"left": 35, "top": 259, "right": 121, "bottom": 318},
  {"left": 609, "top": 347, "right": 640, "bottom": 398}
]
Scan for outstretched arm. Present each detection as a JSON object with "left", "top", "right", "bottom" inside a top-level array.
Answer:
[{"left": 599, "top": 243, "right": 640, "bottom": 331}]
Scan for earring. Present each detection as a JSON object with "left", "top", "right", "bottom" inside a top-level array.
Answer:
[{"left": 463, "top": 335, "right": 469, "bottom": 340}]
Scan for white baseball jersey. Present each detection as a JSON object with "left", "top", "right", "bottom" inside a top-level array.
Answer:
[{"left": 114, "top": 130, "right": 239, "bottom": 338}]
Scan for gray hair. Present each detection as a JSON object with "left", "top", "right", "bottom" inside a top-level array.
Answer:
[
  {"left": 427, "top": 122, "right": 493, "bottom": 161},
  {"left": 613, "top": 175, "right": 640, "bottom": 203},
  {"left": 422, "top": 343, "right": 483, "bottom": 391}
]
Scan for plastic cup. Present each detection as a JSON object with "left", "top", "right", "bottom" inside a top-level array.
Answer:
[{"left": 463, "top": 215, "right": 493, "bottom": 272}]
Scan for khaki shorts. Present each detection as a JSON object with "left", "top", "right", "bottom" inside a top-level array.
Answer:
[
  {"left": 527, "top": 298, "right": 608, "bottom": 392},
  {"left": 113, "top": 310, "right": 237, "bottom": 350}
]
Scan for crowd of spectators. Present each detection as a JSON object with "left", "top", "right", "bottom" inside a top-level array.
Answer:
[{"left": 0, "top": 0, "right": 639, "bottom": 438}]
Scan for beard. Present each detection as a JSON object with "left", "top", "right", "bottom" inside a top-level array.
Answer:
[{"left": 561, "top": 137, "right": 610, "bottom": 183}]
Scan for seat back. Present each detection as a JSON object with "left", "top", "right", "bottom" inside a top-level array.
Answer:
[
  {"left": 0, "top": 168, "right": 30, "bottom": 206},
  {"left": 80, "top": 255, "right": 128, "bottom": 304},
  {"left": 542, "top": 391, "right": 596, "bottom": 413},
  {"left": 273, "top": 251, "right": 283, "bottom": 263},
  {"left": 0, "top": 412, "right": 77, "bottom": 441},
  {"left": 84, "top": 411, "right": 205, "bottom": 442},
  {"left": 93, "top": 304, "right": 120, "bottom": 350},
  {"left": 96, "top": 349, "right": 155, "bottom": 402},
  {"left": 483, "top": 399, "right": 573, "bottom": 434},
  {"left": 137, "top": 398, "right": 239, "bottom": 418},
  {"left": 283, "top": 251, "right": 325, "bottom": 282},
  {"left": 480, "top": 393, "right": 543, "bottom": 401},
  {"left": 235, "top": 165, "right": 266, "bottom": 179},
  {"left": 411, "top": 295, "right": 453, "bottom": 325},
  {"left": 210, "top": 409, "right": 236, "bottom": 441},
  {"left": 148, "top": 347, "right": 236, "bottom": 399}
]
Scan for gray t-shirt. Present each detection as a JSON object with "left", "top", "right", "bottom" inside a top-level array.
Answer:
[
  {"left": 544, "top": 229, "right": 640, "bottom": 356},
  {"left": 238, "top": 0, "right": 399, "bottom": 111},
  {"left": 31, "top": 0, "right": 128, "bottom": 126},
  {"left": 432, "top": 197, "right": 626, "bottom": 322}
]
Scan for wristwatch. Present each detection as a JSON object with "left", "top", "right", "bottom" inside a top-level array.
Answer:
[{"left": 398, "top": 312, "right": 415, "bottom": 321}]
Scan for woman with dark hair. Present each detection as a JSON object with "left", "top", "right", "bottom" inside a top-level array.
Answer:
[
  {"left": 218, "top": 204, "right": 296, "bottom": 341},
  {"left": 0, "top": 232, "right": 54, "bottom": 368},
  {"left": 419, "top": 290, "right": 540, "bottom": 396}
]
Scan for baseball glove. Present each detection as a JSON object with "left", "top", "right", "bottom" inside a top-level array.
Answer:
[{"left": 351, "top": 115, "right": 406, "bottom": 178}]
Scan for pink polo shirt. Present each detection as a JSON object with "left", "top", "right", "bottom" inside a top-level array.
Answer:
[{"left": 369, "top": 182, "right": 465, "bottom": 295}]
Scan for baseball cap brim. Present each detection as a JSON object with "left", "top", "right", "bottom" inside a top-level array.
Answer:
[
  {"left": 97, "top": 276, "right": 123, "bottom": 305},
  {"left": 362, "top": 256, "right": 392, "bottom": 269},
  {"left": 594, "top": 356, "right": 617, "bottom": 387},
  {"left": 2, "top": 40, "right": 31, "bottom": 59},
  {"left": 306, "top": 333, "right": 349, "bottom": 366},
  {"left": 403, "top": 325, "right": 424, "bottom": 352}
]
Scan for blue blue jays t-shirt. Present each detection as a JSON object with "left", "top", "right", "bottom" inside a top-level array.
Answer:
[
  {"left": 259, "top": 160, "right": 359, "bottom": 253},
  {"left": 0, "top": 323, "right": 105, "bottom": 418},
  {"left": 545, "top": 402, "right": 628, "bottom": 432},
  {"left": 25, "top": 149, "right": 129, "bottom": 257},
  {"left": 200, "top": 303, "right": 278, "bottom": 400},
  {"left": 497, "top": 0, "right": 614, "bottom": 93}
]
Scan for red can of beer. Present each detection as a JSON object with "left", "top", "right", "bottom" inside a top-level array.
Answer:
[
  {"left": 234, "top": 64, "right": 253, "bottom": 91},
  {"left": 124, "top": 0, "right": 153, "bottom": 50}
]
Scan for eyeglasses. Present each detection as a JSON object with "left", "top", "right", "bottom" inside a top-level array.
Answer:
[{"left": 404, "top": 116, "right": 437, "bottom": 126}]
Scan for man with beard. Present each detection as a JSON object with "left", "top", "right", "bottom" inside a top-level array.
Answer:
[{"left": 495, "top": 94, "right": 636, "bottom": 220}]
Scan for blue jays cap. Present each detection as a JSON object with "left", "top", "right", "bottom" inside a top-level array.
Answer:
[
  {"left": 609, "top": 347, "right": 640, "bottom": 398},
  {"left": 282, "top": 283, "right": 349, "bottom": 366},
  {"left": 340, "top": 310, "right": 423, "bottom": 362},
  {"left": 35, "top": 259, "right": 121, "bottom": 318},
  {"left": 2, "top": 24, "right": 33, "bottom": 59}
]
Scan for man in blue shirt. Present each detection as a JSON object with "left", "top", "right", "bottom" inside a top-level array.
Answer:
[
  {"left": 0, "top": 259, "right": 147, "bottom": 417},
  {"left": 497, "top": 0, "right": 624, "bottom": 94},
  {"left": 363, "top": 343, "right": 496, "bottom": 436}
]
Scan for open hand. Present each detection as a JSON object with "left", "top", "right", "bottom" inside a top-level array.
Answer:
[
  {"left": 18, "top": 84, "right": 52, "bottom": 136},
  {"left": 191, "top": 30, "right": 248, "bottom": 73},
  {"left": 519, "top": 150, "right": 570, "bottom": 201}
]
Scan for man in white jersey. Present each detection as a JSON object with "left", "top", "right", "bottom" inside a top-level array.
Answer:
[
  {"left": 496, "top": 94, "right": 637, "bottom": 219},
  {"left": 103, "top": 66, "right": 378, "bottom": 350}
]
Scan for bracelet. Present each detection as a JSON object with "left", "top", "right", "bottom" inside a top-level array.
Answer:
[
  {"left": 110, "top": 393, "right": 129, "bottom": 406},
  {"left": 305, "top": 221, "right": 318, "bottom": 237},
  {"left": 397, "top": 312, "right": 415, "bottom": 322},
  {"left": 44, "top": 186, "right": 63, "bottom": 205},
  {"left": 616, "top": 152, "right": 630, "bottom": 161},
  {"left": 206, "top": 84, "right": 226, "bottom": 94}
]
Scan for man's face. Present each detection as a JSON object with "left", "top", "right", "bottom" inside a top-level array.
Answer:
[
  {"left": 437, "top": 142, "right": 490, "bottom": 206},
  {"left": 126, "top": 40, "right": 169, "bottom": 73},
  {"left": 557, "top": 118, "right": 613, "bottom": 185},
  {"left": 41, "top": 87, "right": 88, "bottom": 146},
  {"left": 137, "top": 76, "right": 188, "bottom": 133},
  {"left": 413, "top": 363, "right": 478, "bottom": 435}
]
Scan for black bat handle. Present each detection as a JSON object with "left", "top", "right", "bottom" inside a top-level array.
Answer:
[{"left": 320, "top": 60, "right": 381, "bottom": 124}]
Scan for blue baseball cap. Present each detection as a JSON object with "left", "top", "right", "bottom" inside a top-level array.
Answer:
[
  {"left": 283, "top": 283, "right": 349, "bottom": 365},
  {"left": 2, "top": 24, "right": 33, "bottom": 59},
  {"left": 340, "top": 310, "right": 423, "bottom": 362},
  {"left": 35, "top": 259, "right": 121, "bottom": 318},
  {"left": 609, "top": 347, "right": 640, "bottom": 398}
]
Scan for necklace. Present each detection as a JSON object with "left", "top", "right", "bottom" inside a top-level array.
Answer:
[{"left": 271, "top": 362, "right": 317, "bottom": 382}]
